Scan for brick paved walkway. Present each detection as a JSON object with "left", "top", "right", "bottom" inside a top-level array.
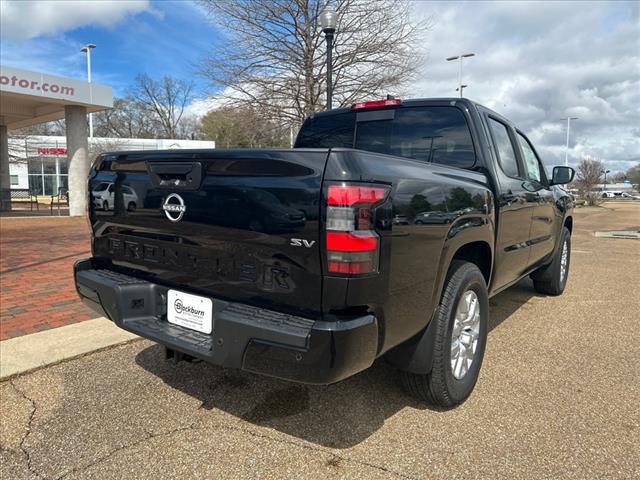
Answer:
[{"left": 0, "top": 216, "right": 96, "bottom": 340}]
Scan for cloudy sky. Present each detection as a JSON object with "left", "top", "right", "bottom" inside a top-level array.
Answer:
[{"left": 1, "top": 0, "right": 638, "bottom": 172}]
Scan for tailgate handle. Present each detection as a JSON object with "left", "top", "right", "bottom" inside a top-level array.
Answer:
[{"left": 147, "top": 162, "right": 202, "bottom": 190}]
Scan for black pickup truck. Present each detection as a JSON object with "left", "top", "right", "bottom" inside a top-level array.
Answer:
[{"left": 75, "top": 98, "right": 575, "bottom": 406}]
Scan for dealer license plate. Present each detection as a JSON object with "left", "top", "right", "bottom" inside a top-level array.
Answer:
[{"left": 167, "top": 290, "right": 213, "bottom": 334}]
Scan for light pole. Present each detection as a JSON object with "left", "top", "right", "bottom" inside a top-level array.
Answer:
[
  {"left": 560, "top": 116, "right": 578, "bottom": 167},
  {"left": 602, "top": 169, "right": 610, "bottom": 192},
  {"left": 320, "top": 6, "right": 337, "bottom": 110},
  {"left": 446, "top": 53, "right": 475, "bottom": 97},
  {"left": 81, "top": 43, "right": 96, "bottom": 137}
]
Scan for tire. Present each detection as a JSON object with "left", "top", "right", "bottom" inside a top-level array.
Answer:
[
  {"left": 400, "top": 260, "right": 489, "bottom": 407},
  {"left": 127, "top": 201, "right": 136, "bottom": 212},
  {"left": 531, "top": 227, "right": 571, "bottom": 296},
  {"left": 102, "top": 200, "right": 109, "bottom": 210}
]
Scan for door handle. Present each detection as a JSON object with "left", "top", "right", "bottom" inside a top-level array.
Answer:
[{"left": 147, "top": 162, "right": 203, "bottom": 190}]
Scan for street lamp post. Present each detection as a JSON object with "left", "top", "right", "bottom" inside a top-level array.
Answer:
[
  {"left": 602, "top": 169, "right": 611, "bottom": 192},
  {"left": 81, "top": 43, "right": 96, "bottom": 137},
  {"left": 446, "top": 53, "right": 475, "bottom": 97},
  {"left": 320, "top": 7, "right": 337, "bottom": 110},
  {"left": 560, "top": 116, "right": 578, "bottom": 167}
]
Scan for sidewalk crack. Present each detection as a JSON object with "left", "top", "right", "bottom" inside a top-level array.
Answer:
[
  {"left": 10, "top": 379, "right": 43, "bottom": 479},
  {"left": 55, "top": 423, "right": 198, "bottom": 479}
]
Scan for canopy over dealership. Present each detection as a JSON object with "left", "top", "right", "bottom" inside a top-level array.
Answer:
[{"left": 0, "top": 65, "right": 113, "bottom": 215}]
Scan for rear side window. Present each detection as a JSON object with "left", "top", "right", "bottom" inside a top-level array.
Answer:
[
  {"left": 295, "top": 112, "right": 356, "bottom": 148},
  {"left": 296, "top": 106, "right": 476, "bottom": 169},
  {"left": 488, "top": 118, "right": 519, "bottom": 177}
]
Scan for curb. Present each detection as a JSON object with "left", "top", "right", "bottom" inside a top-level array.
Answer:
[{"left": 0, "top": 317, "right": 139, "bottom": 380}]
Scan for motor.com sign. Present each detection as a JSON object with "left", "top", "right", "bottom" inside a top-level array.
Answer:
[{"left": 0, "top": 65, "right": 112, "bottom": 107}]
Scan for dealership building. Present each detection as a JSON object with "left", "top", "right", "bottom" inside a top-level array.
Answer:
[
  {"left": 0, "top": 65, "right": 116, "bottom": 215},
  {"left": 1, "top": 65, "right": 214, "bottom": 215},
  {"left": 8, "top": 136, "right": 215, "bottom": 196}
]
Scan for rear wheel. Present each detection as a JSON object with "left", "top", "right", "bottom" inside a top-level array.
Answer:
[
  {"left": 400, "top": 260, "right": 488, "bottom": 407},
  {"left": 531, "top": 227, "right": 571, "bottom": 296},
  {"left": 127, "top": 201, "right": 136, "bottom": 212}
]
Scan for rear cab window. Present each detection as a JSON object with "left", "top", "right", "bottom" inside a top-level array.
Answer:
[{"left": 296, "top": 106, "right": 476, "bottom": 169}]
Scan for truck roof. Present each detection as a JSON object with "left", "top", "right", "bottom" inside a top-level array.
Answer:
[{"left": 307, "top": 97, "right": 490, "bottom": 118}]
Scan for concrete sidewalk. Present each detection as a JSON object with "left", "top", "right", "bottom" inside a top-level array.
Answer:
[{"left": 0, "top": 317, "right": 138, "bottom": 380}]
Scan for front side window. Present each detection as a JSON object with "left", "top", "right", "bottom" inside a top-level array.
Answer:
[
  {"left": 488, "top": 118, "right": 519, "bottom": 177},
  {"left": 516, "top": 132, "right": 542, "bottom": 182}
]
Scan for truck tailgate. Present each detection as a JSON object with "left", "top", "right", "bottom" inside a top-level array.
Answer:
[{"left": 89, "top": 149, "right": 329, "bottom": 316}]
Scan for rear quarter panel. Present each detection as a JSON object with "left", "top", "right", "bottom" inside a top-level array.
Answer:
[{"left": 324, "top": 150, "right": 494, "bottom": 353}]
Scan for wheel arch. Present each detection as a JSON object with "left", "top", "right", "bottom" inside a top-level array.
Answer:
[
  {"left": 564, "top": 215, "right": 573, "bottom": 234},
  {"left": 450, "top": 241, "right": 492, "bottom": 285},
  {"left": 386, "top": 238, "right": 493, "bottom": 375}
]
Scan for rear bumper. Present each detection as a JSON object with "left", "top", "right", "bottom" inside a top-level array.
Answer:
[{"left": 74, "top": 258, "right": 378, "bottom": 384}]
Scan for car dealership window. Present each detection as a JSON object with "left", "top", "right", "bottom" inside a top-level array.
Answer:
[{"left": 27, "top": 155, "right": 68, "bottom": 195}]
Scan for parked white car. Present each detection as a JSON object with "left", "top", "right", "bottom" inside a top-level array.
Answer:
[
  {"left": 621, "top": 192, "right": 640, "bottom": 200},
  {"left": 600, "top": 191, "right": 622, "bottom": 198},
  {"left": 92, "top": 182, "right": 138, "bottom": 211}
]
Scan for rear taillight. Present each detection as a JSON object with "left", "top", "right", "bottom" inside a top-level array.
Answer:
[{"left": 325, "top": 183, "right": 390, "bottom": 275}]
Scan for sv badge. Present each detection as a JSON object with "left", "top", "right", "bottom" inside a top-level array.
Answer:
[{"left": 290, "top": 238, "right": 316, "bottom": 248}]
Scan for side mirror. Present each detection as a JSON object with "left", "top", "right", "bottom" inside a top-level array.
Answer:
[{"left": 550, "top": 166, "right": 575, "bottom": 185}]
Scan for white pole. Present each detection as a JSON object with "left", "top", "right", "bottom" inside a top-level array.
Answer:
[
  {"left": 564, "top": 117, "right": 570, "bottom": 167},
  {"left": 86, "top": 47, "right": 92, "bottom": 83},
  {"left": 86, "top": 48, "right": 93, "bottom": 138},
  {"left": 458, "top": 56, "right": 463, "bottom": 97}
]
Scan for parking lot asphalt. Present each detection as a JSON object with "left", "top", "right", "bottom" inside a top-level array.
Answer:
[{"left": 1, "top": 202, "right": 639, "bottom": 479}]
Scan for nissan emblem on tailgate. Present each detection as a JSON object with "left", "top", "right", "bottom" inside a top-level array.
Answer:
[{"left": 162, "top": 193, "right": 186, "bottom": 222}]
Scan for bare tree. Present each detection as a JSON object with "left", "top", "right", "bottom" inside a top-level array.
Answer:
[
  {"left": 199, "top": 0, "right": 429, "bottom": 127},
  {"left": 176, "top": 115, "right": 204, "bottom": 141},
  {"left": 88, "top": 137, "right": 129, "bottom": 161},
  {"left": 625, "top": 163, "right": 640, "bottom": 188},
  {"left": 575, "top": 157, "right": 604, "bottom": 205},
  {"left": 200, "top": 107, "right": 289, "bottom": 148},
  {"left": 12, "top": 120, "right": 66, "bottom": 137},
  {"left": 130, "top": 74, "right": 194, "bottom": 138},
  {"left": 93, "top": 97, "right": 160, "bottom": 139}
]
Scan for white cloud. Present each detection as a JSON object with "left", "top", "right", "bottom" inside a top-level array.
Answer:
[
  {"left": 410, "top": 0, "right": 640, "bottom": 172},
  {"left": 184, "top": 91, "right": 236, "bottom": 119},
  {"left": 0, "top": 0, "right": 155, "bottom": 40}
]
